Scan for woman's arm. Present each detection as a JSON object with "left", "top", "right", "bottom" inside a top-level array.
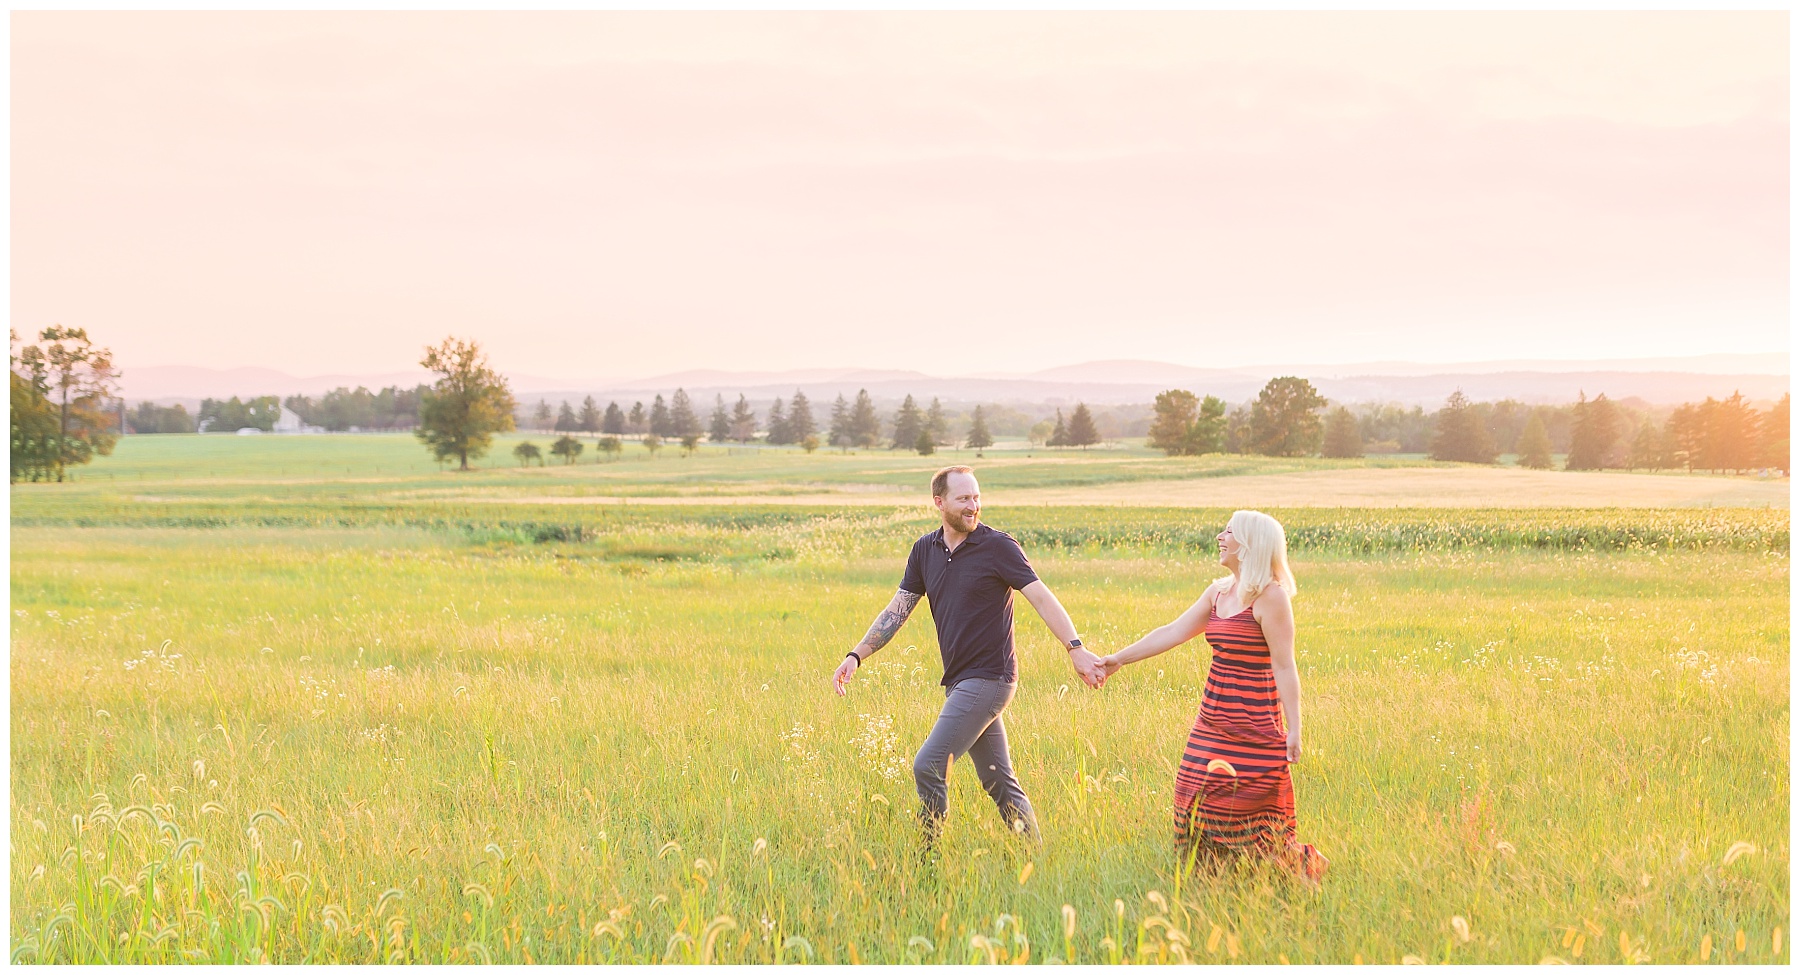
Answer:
[
  {"left": 1103, "top": 583, "right": 1220, "bottom": 673},
  {"left": 1258, "top": 585, "right": 1303, "bottom": 761}
]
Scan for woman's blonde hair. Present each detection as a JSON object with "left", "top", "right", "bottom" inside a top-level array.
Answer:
[{"left": 1216, "top": 509, "right": 1297, "bottom": 603}]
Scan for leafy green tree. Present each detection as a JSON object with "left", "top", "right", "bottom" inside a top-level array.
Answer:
[
  {"left": 596, "top": 435, "right": 622, "bottom": 461},
  {"left": 915, "top": 428, "right": 936, "bottom": 455},
  {"left": 129, "top": 401, "right": 196, "bottom": 434},
  {"left": 965, "top": 405, "right": 994, "bottom": 450},
  {"left": 1514, "top": 412, "right": 1554, "bottom": 469},
  {"left": 642, "top": 432, "right": 662, "bottom": 458},
  {"left": 766, "top": 398, "right": 790, "bottom": 445},
  {"left": 1048, "top": 409, "right": 1068, "bottom": 447},
  {"left": 1565, "top": 393, "right": 1622, "bottom": 470},
  {"left": 416, "top": 336, "right": 517, "bottom": 471},
  {"left": 198, "top": 396, "right": 279, "bottom": 433},
  {"left": 849, "top": 389, "right": 881, "bottom": 448},
  {"left": 513, "top": 440, "right": 543, "bottom": 466},
  {"left": 1429, "top": 390, "right": 1498, "bottom": 464},
  {"left": 579, "top": 396, "right": 602, "bottom": 433},
  {"left": 1027, "top": 419, "right": 1053, "bottom": 448},
  {"left": 1250, "top": 377, "right": 1326, "bottom": 456},
  {"left": 680, "top": 433, "right": 701, "bottom": 456},
  {"left": 1148, "top": 389, "right": 1199, "bottom": 455},
  {"left": 800, "top": 434, "right": 821, "bottom": 454},
  {"left": 602, "top": 401, "right": 625, "bottom": 435},
  {"left": 551, "top": 434, "right": 584, "bottom": 464},
  {"left": 891, "top": 394, "right": 924, "bottom": 450},
  {"left": 627, "top": 401, "right": 646, "bottom": 434},
  {"left": 1066, "top": 403, "right": 1100, "bottom": 448},
  {"left": 709, "top": 395, "right": 732, "bottom": 443},
  {"left": 649, "top": 395, "right": 672, "bottom": 437},
  {"left": 1189, "top": 395, "right": 1227, "bottom": 454},
  {"left": 1321, "top": 406, "right": 1363, "bottom": 459},
  {"left": 532, "top": 400, "right": 553, "bottom": 432},
  {"left": 730, "top": 395, "right": 757, "bottom": 443},
  {"left": 555, "top": 400, "right": 579, "bottom": 433},
  {"left": 788, "top": 391, "right": 817, "bottom": 442},
  {"left": 1704, "top": 391, "right": 1761, "bottom": 473}
]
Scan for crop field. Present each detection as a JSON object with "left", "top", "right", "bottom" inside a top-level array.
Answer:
[{"left": 9, "top": 435, "right": 1790, "bottom": 963}]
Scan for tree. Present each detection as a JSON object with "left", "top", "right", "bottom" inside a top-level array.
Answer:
[
  {"left": 730, "top": 395, "right": 757, "bottom": 443},
  {"left": 627, "top": 401, "right": 646, "bottom": 434},
  {"left": 12, "top": 326, "right": 122, "bottom": 482},
  {"left": 128, "top": 401, "right": 195, "bottom": 434},
  {"left": 1048, "top": 409, "right": 1068, "bottom": 447},
  {"left": 1065, "top": 403, "right": 1100, "bottom": 448},
  {"left": 1148, "top": 389, "right": 1199, "bottom": 455},
  {"left": 1189, "top": 395, "right": 1227, "bottom": 455},
  {"left": 709, "top": 395, "right": 732, "bottom": 443},
  {"left": 649, "top": 395, "right": 672, "bottom": 437},
  {"left": 800, "top": 434, "right": 821, "bottom": 454},
  {"left": 416, "top": 336, "right": 517, "bottom": 471},
  {"left": 925, "top": 397, "right": 948, "bottom": 445},
  {"left": 669, "top": 389, "right": 701, "bottom": 439},
  {"left": 849, "top": 389, "right": 881, "bottom": 448},
  {"left": 680, "top": 433, "right": 701, "bottom": 457},
  {"left": 1429, "top": 390, "right": 1498, "bottom": 464},
  {"left": 1321, "top": 406, "right": 1363, "bottom": 459},
  {"left": 1760, "top": 393, "right": 1789, "bottom": 472},
  {"left": 1514, "top": 412, "right": 1554, "bottom": 469},
  {"left": 551, "top": 434, "right": 584, "bottom": 464},
  {"left": 596, "top": 435, "right": 622, "bottom": 461},
  {"left": 1224, "top": 405, "right": 1253, "bottom": 454},
  {"left": 1705, "top": 391, "right": 1760, "bottom": 473},
  {"left": 891, "top": 394, "right": 925, "bottom": 450},
  {"left": 555, "top": 400, "right": 579, "bottom": 433},
  {"left": 766, "top": 398, "right": 790, "bottom": 445},
  {"left": 1626, "top": 420, "right": 1667, "bottom": 471},
  {"left": 532, "top": 400, "right": 553, "bottom": 432},
  {"left": 198, "top": 396, "right": 279, "bottom": 433},
  {"left": 915, "top": 429, "right": 936, "bottom": 455},
  {"left": 602, "top": 401, "right": 625, "bottom": 435},
  {"left": 1027, "top": 420, "right": 1053, "bottom": 448},
  {"left": 1667, "top": 403, "right": 1704, "bottom": 470},
  {"left": 579, "top": 396, "right": 602, "bottom": 433},
  {"left": 788, "top": 391, "right": 817, "bottom": 443},
  {"left": 1250, "top": 377, "right": 1327, "bottom": 457},
  {"left": 966, "top": 405, "right": 994, "bottom": 450},
  {"left": 642, "top": 433, "right": 662, "bottom": 458},
  {"left": 513, "top": 440, "right": 543, "bottom": 466},
  {"left": 1564, "top": 392, "right": 1622, "bottom": 470},
  {"left": 827, "top": 394, "right": 852, "bottom": 449}
]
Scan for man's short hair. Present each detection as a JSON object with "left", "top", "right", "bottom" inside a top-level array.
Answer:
[{"left": 932, "top": 465, "right": 975, "bottom": 499}]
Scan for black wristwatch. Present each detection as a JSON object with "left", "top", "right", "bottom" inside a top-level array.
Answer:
[{"left": 1065, "top": 638, "right": 1084, "bottom": 651}]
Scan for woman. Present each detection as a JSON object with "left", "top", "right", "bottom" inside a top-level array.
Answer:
[{"left": 1101, "top": 510, "right": 1326, "bottom": 880}]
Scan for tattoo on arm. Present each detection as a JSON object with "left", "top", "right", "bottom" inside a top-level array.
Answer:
[{"left": 862, "top": 590, "right": 921, "bottom": 651}]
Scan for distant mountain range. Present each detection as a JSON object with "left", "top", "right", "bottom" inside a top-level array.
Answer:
[{"left": 121, "top": 354, "right": 1788, "bottom": 409}]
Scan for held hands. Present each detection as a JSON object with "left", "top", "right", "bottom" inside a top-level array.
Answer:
[
  {"left": 832, "top": 654, "right": 859, "bottom": 697},
  {"left": 1100, "top": 654, "right": 1124, "bottom": 679},
  {"left": 1068, "top": 646, "right": 1106, "bottom": 689}
]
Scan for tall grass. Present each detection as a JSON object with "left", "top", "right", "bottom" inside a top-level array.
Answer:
[{"left": 10, "top": 510, "right": 1788, "bottom": 963}]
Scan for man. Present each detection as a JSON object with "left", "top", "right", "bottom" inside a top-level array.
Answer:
[{"left": 832, "top": 465, "right": 1104, "bottom": 844}]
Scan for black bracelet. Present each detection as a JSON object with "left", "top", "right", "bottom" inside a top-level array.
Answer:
[{"left": 846, "top": 650, "right": 862, "bottom": 665}]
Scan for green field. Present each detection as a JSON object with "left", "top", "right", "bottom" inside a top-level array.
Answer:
[{"left": 9, "top": 436, "right": 1790, "bottom": 963}]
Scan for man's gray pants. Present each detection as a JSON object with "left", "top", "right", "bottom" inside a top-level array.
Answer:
[{"left": 913, "top": 676, "right": 1038, "bottom": 841}]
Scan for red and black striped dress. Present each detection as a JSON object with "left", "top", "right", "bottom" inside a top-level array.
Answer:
[{"left": 1172, "top": 588, "right": 1325, "bottom": 876}]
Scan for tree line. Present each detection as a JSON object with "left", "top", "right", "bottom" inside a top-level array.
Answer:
[{"left": 1147, "top": 376, "right": 1789, "bottom": 473}]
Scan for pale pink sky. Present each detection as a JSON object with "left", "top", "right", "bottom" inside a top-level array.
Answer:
[{"left": 12, "top": 12, "right": 1788, "bottom": 381}]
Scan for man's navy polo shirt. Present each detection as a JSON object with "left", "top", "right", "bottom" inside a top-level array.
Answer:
[{"left": 899, "top": 523, "right": 1041, "bottom": 687}]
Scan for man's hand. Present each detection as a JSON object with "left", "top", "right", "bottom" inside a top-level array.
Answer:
[
  {"left": 1068, "top": 646, "right": 1105, "bottom": 688},
  {"left": 832, "top": 655, "right": 859, "bottom": 696}
]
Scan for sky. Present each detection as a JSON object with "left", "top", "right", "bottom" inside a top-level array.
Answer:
[{"left": 11, "top": 12, "right": 1789, "bottom": 382}]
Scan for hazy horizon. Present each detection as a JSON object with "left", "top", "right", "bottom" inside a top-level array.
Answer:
[{"left": 15, "top": 12, "right": 1788, "bottom": 378}]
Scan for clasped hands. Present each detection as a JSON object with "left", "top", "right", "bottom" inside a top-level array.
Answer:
[{"left": 1069, "top": 647, "right": 1124, "bottom": 689}]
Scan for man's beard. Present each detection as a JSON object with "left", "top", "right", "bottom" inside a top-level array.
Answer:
[{"left": 949, "top": 511, "right": 979, "bottom": 531}]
